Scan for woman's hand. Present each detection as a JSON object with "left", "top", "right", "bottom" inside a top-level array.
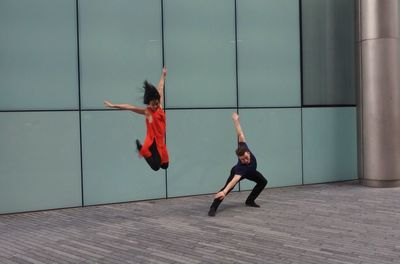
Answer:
[
  {"left": 232, "top": 112, "right": 239, "bottom": 121},
  {"left": 104, "top": 100, "right": 114, "bottom": 108}
]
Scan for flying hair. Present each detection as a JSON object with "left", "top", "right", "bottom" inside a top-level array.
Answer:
[{"left": 143, "top": 80, "right": 160, "bottom": 105}]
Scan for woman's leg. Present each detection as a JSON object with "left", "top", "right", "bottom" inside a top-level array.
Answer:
[{"left": 137, "top": 139, "right": 161, "bottom": 171}]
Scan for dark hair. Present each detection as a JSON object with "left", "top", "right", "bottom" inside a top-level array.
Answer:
[
  {"left": 143, "top": 80, "right": 160, "bottom": 105},
  {"left": 235, "top": 145, "right": 248, "bottom": 157}
]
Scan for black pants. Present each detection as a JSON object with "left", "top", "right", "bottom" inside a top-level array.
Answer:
[
  {"left": 210, "top": 167, "right": 267, "bottom": 211},
  {"left": 145, "top": 140, "right": 169, "bottom": 171}
]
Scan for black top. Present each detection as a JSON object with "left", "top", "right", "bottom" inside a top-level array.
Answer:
[{"left": 234, "top": 142, "right": 257, "bottom": 178}]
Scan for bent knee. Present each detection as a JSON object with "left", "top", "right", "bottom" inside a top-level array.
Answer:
[
  {"left": 148, "top": 162, "right": 161, "bottom": 171},
  {"left": 160, "top": 163, "right": 169, "bottom": 169},
  {"left": 261, "top": 179, "right": 268, "bottom": 187}
]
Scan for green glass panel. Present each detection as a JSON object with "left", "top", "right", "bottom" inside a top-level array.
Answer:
[
  {"left": 237, "top": 0, "right": 301, "bottom": 107},
  {"left": 81, "top": 111, "right": 165, "bottom": 205},
  {"left": 302, "top": 0, "right": 356, "bottom": 105},
  {"left": 0, "top": 0, "right": 78, "bottom": 110},
  {"left": 303, "top": 107, "right": 357, "bottom": 184},
  {"left": 239, "top": 109, "right": 302, "bottom": 190},
  {"left": 79, "top": 0, "right": 162, "bottom": 109},
  {"left": 0, "top": 112, "right": 81, "bottom": 214},
  {"left": 166, "top": 109, "right": 238, "bottom": 197},
  {"left": 163, "top": 0, "right": 236, "bottom": 108}
]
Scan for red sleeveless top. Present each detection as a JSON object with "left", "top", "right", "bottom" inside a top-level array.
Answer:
[{"left": 139, "top": 107, "right": 169, "bottom": 164}]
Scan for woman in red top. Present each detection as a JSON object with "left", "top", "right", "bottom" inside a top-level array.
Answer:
[{"left": 104, "top": 68, "right": 169, "bottom": 171}]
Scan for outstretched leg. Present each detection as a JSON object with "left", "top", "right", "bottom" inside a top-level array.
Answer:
[
  {"left": 208, "top": 167, "right": 237, "bottom": 216},
  {"left": 244, "top": 170, "right": 267, "bottom": 207}
]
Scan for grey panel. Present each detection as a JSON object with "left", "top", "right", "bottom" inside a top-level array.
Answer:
[
  {"left": 302, "top": 0, "right": 356, "bottom": 105},
  {"left": 0, "top": 0, "right": 78, "bottom": 110}
]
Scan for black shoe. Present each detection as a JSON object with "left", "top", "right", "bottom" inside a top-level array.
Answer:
[
  {"left": 135, "top": 139, "right": 142, "bottom": 151},
  {"left": 208, "top": 207, "right": 216, "bottom": 217},
  {"left": 245, "top": 201, "right": 260, "bottom": 208}
]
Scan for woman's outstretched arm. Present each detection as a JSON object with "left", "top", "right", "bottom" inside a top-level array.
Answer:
[
  {"left": 157, "top": 67, "right": 167, "bottom": 108},
  {"left": 104, "top": 100, "right": 146, "bottom": 115}
]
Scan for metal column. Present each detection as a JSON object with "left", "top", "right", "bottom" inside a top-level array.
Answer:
[{"left": 357, "top": 0, "right": 400, "bottom": 187}]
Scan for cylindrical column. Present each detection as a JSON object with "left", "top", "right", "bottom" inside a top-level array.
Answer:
[{"left": 357, "top": 0, "right": 400, "bottom": 187}]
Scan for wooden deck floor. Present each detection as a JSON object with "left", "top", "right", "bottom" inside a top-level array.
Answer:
[{"left": 1, "top": 181, "right": 400, "bottom": 264}]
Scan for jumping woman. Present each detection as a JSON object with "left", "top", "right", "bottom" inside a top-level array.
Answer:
[{"left": 104, "top": 67, "right": 169, "bottom": 171}]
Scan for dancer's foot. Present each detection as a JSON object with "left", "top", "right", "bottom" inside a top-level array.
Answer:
[{"left": 245, "top": 201, "right": 260, "bottom": 208}]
